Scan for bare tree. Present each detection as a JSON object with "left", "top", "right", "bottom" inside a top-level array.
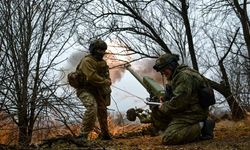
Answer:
[
  {"left": 229, "top": 0, "right": 250, "bottom": 58},
  {"left": 203, "top": 28, "right": 246, "bottom": 120},
  {"left": 0, "top": 0, "right": 91, "bottom": 146},
  {"left": 200, "top": 0, "right": 249, "bottom": 119},
  {"left": 163, "top": 0, "right": 199, "bottom": 70}
]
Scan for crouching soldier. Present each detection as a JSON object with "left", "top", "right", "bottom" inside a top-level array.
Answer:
[{"left": 152, "top": 53, "right": 215, "bottom": 145}]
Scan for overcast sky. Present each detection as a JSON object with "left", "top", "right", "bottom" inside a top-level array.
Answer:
[{"left": 109, "top": 70, "right": 150, "bottom": 112}]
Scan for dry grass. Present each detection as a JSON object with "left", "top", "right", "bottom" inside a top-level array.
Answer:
[
  {"left": 101, "top": 115, "right": 250, "bottom": 150},
  {"left": 1, "top": 114, "right": 250, "bottom": 149},
  {"left": 214, "top": 115, "right": 250, "bottom": 140}
]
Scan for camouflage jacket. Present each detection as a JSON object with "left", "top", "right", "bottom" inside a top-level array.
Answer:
[
  {"left": 160, "top": 64, "right": 208, "bottom": 123},
  {"left": 76, "top": 54, "right": 111, "bottom": 96}
]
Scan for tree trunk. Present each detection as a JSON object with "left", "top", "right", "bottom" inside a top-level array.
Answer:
[
  {"left": 180, "top": 0, "right": 199, "bottom": 71},
  {"left": 18, "top": 126, "right": 29, "bottom": 146},
  {"left": 18, "top": 109, "right": 29, "bottom": 146},
  {"left": 209, "top": 79, "right": 246, "bottom": 121},
  {"left": 233, "top": 0, "right": 250, "bottom": 59},
  {"left": 232, "top": 0, "right": 250, "bottom": 92},
  {"left": 18, "top": 111, "right": 33, "bottom": 146},
  {"left": 208, "top": 28, "right": 246, "bottom": 121}
]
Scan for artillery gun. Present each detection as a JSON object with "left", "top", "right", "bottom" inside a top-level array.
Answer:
[{"left": 125, "top": 64, "right": 165, "bottom": 123}]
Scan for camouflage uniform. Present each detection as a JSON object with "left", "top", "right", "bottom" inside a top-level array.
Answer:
[
  {"left": 76, "top": 54, "right": 111, "bottom": 138},
  {"left": 160, "top": 64, "right": 209, "bottom": 145}
]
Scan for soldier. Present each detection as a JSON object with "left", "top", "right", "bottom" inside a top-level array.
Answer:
[
  {"left": 76, "top": 39, "right": 112, "bottom": 141},
  {"left": 152, "top": 53, "right": 215, "bottom": 145}
]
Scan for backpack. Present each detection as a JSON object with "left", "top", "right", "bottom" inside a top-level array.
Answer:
[
  {"left": 67, "top": 70, "right": 85, "bottom": 89},
  {"left": 198, "top": 86, "right": 216, "bottom": 108},
  {"left": 185, "top": 68, "right": 216, "bottom": 108}
]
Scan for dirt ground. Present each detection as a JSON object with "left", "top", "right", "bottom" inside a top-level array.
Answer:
[
  {"left": 1, "top": 116, "right": 249, "bottom": 149},
  {"left": 98, "top": 120, "right": 250, "bottom": 150},
  {"left": 39, "top": 117, "right": 250, "bottom": 150}
]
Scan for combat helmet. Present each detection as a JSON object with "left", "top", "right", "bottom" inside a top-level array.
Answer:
[
  {"left": 89, "top": 39, "right": 107, "bottom": 53},
  {"left": 153, "top": 53, "right": 179, "bottom": 72},
  {"left": 88, "top": 39, "right": 107, "bottom": 60}
]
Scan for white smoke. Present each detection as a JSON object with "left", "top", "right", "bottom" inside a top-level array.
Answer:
[{"left": 132, "top": 58, "right": 165, "bottom": 84}]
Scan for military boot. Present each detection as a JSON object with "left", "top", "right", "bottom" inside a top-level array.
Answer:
[
  {"left": 97, "top": 133, "right": 112, "bottom": 140},
  {"left": 200, "top": 119, "right": 215, "bottom": 140},
  {"left": 71, "top": 133, "right": 89, "bottom": 145},
  {"left": 76, "top": 133, "right": 88, "bottom": 141},
  {"left": 145, "top": 124, "right": 160, "bottom": 137}
]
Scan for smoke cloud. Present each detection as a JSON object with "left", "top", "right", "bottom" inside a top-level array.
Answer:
[
  {"left": 62, "top": 48, "right": 163, "bottom": 86},
  {"left": 60, "top": 51, "right": 86, "bottom": 83},
  {"left": 133, "top": 58, "right": 165, "bottom": 84},
  {"left": 62, "top": 50, "right": 126, "bottom": 84},
  {"left": 67, "top": 51, "right": 86, "bottom": 68},
  {"left": 105, "top": 53, "right": 126, "bottom": 84}
]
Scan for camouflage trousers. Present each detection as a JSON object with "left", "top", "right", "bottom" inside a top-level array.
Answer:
[
  {"left": 151, "top": 108, "right": 201, "bottom": 145},
  {"left": 161, "top": 119, "right": 201, "bottom": 145},
  {"left": 151, "top": 108, "right": 171, "bottom": 131},
  {"left": 78, "top": 91, "right": 110, "bottom": 137}
]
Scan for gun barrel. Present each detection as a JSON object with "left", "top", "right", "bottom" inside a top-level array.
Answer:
[
  {"left": 125, "top": 65, "right": 146, "bottom": 87},
  {"left": 143, "top": 76, "right": 165, "bottom": 98},
  {"left": 125, "top": 64, "right": 165, "bottom": 99}
]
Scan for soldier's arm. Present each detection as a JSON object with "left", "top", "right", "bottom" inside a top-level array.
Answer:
[
  {"left": 160, "top": 73, "right": 194, "bottom": 114},
  {"left": 80, "top": 59, "right": 110, "bottom": 86}
]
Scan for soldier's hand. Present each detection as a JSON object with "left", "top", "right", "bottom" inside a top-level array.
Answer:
[
  {"left": 159, "top": 96, "right": 164, "bottom": 109},
  {"left": 106, "top": 79, "right": 112, "bottom": 86},
  {"left": 160, "top": 96, "right": 164, "bottom": 103}
]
